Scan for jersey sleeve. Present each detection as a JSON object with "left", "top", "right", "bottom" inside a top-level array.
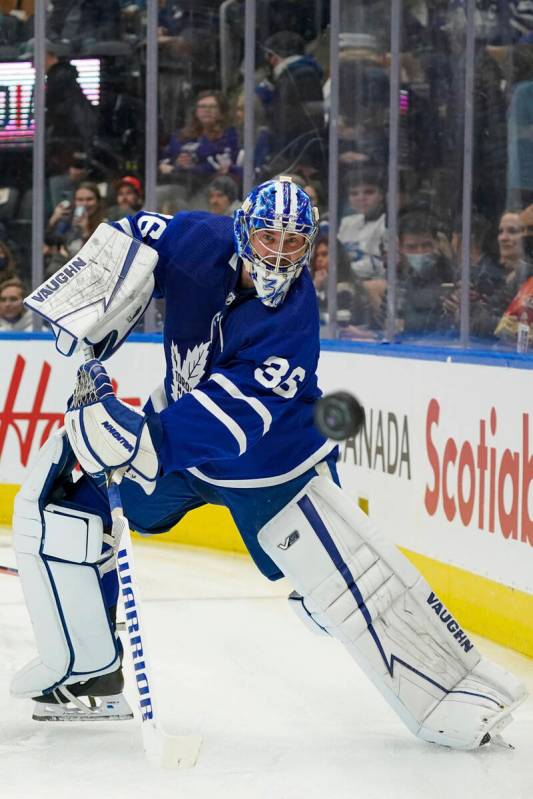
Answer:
[
  {"left": 112, "top": 210, "right": 235, "bottom": 297},
  {"left": 112, "top": 211, "right": 174, "bottom": 297},
  {"left": 113, "top": 210, "right": 174, "bottom": 246},
  {"left": 152, "top": 322, "right": 319, "bottom": 473}
]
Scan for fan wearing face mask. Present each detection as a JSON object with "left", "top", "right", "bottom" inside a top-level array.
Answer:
[{"left": 388, "top": 212, "right": 455, "bottom": 337}]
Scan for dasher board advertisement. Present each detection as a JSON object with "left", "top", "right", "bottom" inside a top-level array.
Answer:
[
  {"left": 317, "top": 350, "right": 533, "bottom": 596},
  {"left": 1, "top": 336, "right": 532, "bottom": 597}
]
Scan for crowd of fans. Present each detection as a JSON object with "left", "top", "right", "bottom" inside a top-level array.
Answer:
[
  {"left": 309, "top": 204, "right": 533, "bottom": 346},
  {"left": 0, "top": 1, "right": 532, "bottom": 349}
]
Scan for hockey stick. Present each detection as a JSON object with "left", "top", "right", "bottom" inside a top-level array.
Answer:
[
  {"left": 76, "top": 349, "right": 201, "bottom": 768},
  {"left": 109, "top": 477, "right": 201, "bottom": 768}
]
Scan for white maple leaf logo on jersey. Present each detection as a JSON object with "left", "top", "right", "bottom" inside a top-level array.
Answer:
[{"left": 170, "top": 341, "right": 210, "bottom": 400}]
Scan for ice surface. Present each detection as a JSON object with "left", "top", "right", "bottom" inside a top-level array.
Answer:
[{"left": 1, "top": 531, "right": 532, "bottom": 799}]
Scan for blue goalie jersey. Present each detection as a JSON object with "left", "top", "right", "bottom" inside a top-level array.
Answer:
[{"left": 115, "top": 210, "right": 335, "bottom": 487}]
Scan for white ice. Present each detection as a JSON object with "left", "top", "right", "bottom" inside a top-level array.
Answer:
[{"left": 1, "top": 530, "right": 532, "bottom": 799}]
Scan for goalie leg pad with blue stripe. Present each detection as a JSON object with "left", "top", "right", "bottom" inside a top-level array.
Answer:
[
  {"left": 10, "top": 430, "right": 120, "bottom": 699},
  {"left": 258, "top": 476, "right": 527, "bottom": 750}
]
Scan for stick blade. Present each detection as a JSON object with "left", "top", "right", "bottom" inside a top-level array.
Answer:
[{"left": 143, "top": 722, "right": 202, "bottom": 769}]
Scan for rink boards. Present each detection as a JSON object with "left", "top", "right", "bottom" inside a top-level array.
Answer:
[{"left": 0, "top": 334, "right": 532, "bottom": 657}]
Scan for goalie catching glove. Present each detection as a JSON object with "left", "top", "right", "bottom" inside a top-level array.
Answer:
[{"left": 65, "top": 359, "right": 160, "bottom": 487}]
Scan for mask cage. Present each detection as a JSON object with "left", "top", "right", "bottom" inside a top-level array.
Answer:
[{"left": 245, "top": 213, "right": 316, "bottom": 274}]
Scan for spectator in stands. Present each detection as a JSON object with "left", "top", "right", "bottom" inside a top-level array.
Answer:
[
  {"left": 0, "top": 240, "right": 18, "bottom": 283},
  {"left": 47, "top": 197, "right": 75, "bottom": 238},
  {"left": 449, "top": 214, "right": 497, "bottom": 278},
  {"left": 207, "top": 176, "right": 240, "bottom": 217},
  {"left": 0, "top": 9, "right": 26, "bottom": 46},
  {"left": 441, "top": 214, "right": 506, "bottom": 336},
  {"left": 232, "top": 90, "right": 271, "bottom": 183},
  {"left": 303, "top": 179, "right": 327, "bottom": 223},
  {"left": 48, "top": 183, "right": 107, "bottom": 257},
  {"left": 443, "top": 209, "right": 533, "bottom": 338},
  {"left": 521, "top": 203, "right": 533, "bottom": 262},
  {"left": 373, "top": 213, "right": 455, "bottom": 337},
  {"left": 66, "top": 182, "right": 107, "bottom": 256},
  {"left": 399, "top": 213, "right": 455, "bottom": 332},
  {"left": 158, "top": 91, "right": 239, "bottom": 209},
  {"left": 48, "top": 151, "right": 91, "bottom": 212},
  {"left": 302, "top": 179, "right": 320, "bottom": 208},
  {"left": 494, "top": 205, "right": 533, "bottom": 345},
  {"left": 0, "top": 278, "right": 32, "bottom": 332},
  {"left": 463, "top": 210, "right": 533, "bottom": 340},
  {"left": 310, "top": 234, "right": 373, "bottom": 336},
  {"left": 334, "top": 34, "right": 389, "bottom": 168},
  {"left": 496, "top": 210, "right": 529, "bottom": 281},
  {"left": 257, "top": 31, "right": 325, "bottom": 175},
  {"left": 43, "top": 233, "right": 69, "bottom": 279},
  {"left": 311, "top": 236, "right": 343, "bottom": 324},
  {"left": 107, "top": 176, "right": 144, "bottom": 222},
  {"left": 47, "top": 0, "right": 121, "bottom": 50},
  {"left": 22, "top": 40, "right": 98, "bottom": 150},
  {"left": 338, "top": 167, "right": 387, "bottom": 280}
]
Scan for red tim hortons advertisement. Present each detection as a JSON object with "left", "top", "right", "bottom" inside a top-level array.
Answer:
[{"left": 0, "top": 354, "right": 141, "bottom": 479}]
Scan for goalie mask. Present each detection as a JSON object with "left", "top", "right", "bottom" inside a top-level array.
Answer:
[{"left": 233, "top": 176, "right": 319, "bottom": 307}]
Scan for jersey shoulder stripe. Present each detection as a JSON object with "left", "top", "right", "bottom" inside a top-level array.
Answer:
[
  {"left": 210, "top": 373, "right": 272, "bottom": 435},
  {"left": 190, "top": 388, "right": 247, "bottom": 455}
]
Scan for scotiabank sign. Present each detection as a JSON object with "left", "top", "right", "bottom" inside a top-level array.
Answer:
[
  {"left": 318, "top": 350, "right": 533, "bottom": 594},
  {"left": 1, "top": 339, "right": 532, "bottom": 592},
  {"left": 425, "top": 399, "right": 532, "bottom": 546}
]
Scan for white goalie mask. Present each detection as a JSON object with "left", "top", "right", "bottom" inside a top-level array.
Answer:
[{"left": 233, "top": 176, "right": 319, "bottom": 307}]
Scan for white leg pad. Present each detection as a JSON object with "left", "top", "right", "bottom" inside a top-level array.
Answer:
[
  {"left": 11, "top": 430, "right": 119, "bottom": 698},
  {"left": 258, "top": 476, "right": 528, "bottom": 749}
]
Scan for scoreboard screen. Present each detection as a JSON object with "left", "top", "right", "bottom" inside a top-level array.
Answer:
[{"left": 0, "top": 59, "right": 100, "bottom": 143}]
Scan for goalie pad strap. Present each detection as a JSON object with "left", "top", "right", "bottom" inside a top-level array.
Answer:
[
  {"left": 258, "top": 476, "right": 527, "bottom": 749},
  {"left": 11, "top": 431, "right": 119, "bottom": 698}
]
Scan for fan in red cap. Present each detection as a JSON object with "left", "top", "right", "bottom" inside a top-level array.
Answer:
[{"left": 107, "top": 176, "right": 144, "bottom": 221}]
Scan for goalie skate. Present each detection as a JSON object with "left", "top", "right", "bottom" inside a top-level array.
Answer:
[{"left": 32, "top": 666, "right": 133, "bottom": 722}]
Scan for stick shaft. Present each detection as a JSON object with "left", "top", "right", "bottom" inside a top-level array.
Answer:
[
  {"left": 81, "top": 347, "right": 164, "bottom": 748},
  {"left": 110, "top": 479, "right": 161, "bottom": 733},
  {"left": 0, "top": 564, "right": 18, "bottom": 576},
  {"left": 116, "top": 522, "right": 159, "bottom": 724}
]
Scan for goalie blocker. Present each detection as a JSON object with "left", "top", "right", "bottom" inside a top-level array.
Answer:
[
  {"left": 24, "top": 223, "right": 158, "bottom": 360},
  {"left": 258, "top": 476, "right": 527, "bottom": 749}
]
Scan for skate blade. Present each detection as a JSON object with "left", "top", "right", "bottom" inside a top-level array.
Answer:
[
  {"left": 32, "top": 693, "right": 134, "bottom": 722},
  {"left": 486, "top": 733, "right": 515, "bottom": 750}
]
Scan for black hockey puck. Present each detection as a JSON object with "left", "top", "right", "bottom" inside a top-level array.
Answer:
[{"left": 313, "top": 391, "right": 366, "bottom": 441}]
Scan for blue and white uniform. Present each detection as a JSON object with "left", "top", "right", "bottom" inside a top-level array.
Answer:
[
  {"left": 14, "top": 179, "right": 525, "bottom": 748},
  {"left": 71, "top": 208, "right": 337, "bottom": 579},
  {"left": 118, "top": 209, "right": 334, "bottom": 483}
]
